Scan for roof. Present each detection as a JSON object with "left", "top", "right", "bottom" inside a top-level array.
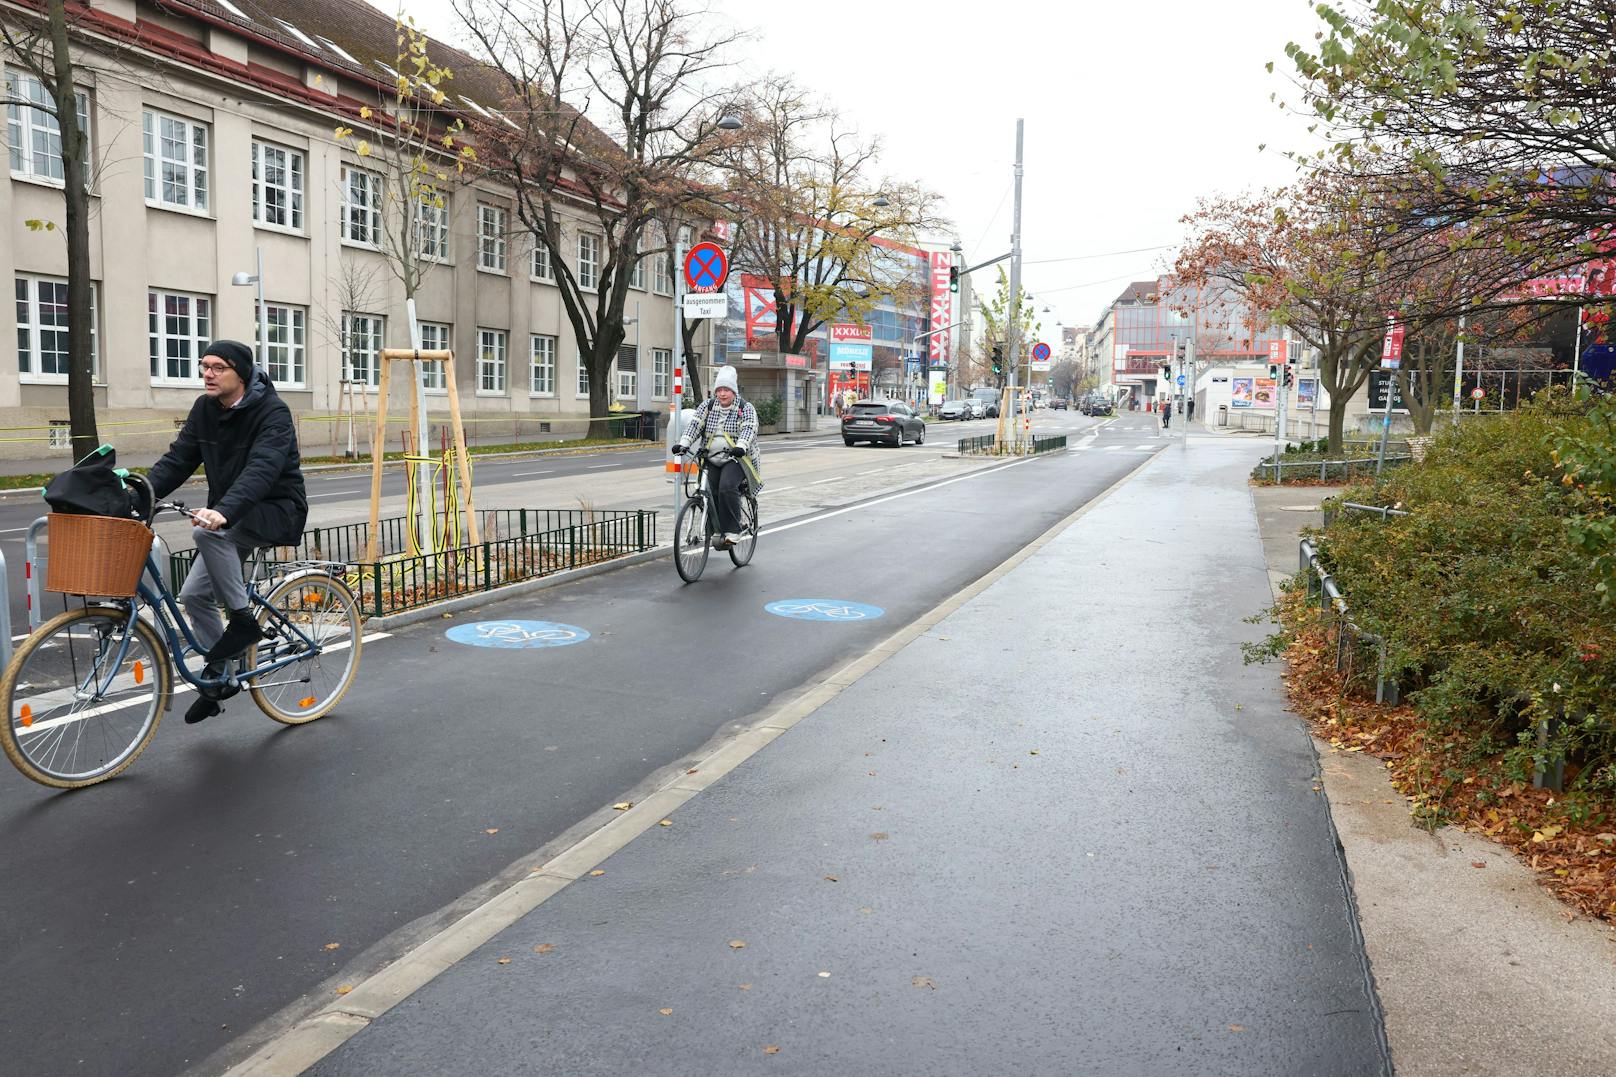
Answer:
[
  {"left": 1115, "top": 280, "right": 1162, "bottom": 305},
  {"left": 166, "top": 0, "right": 612, "bottom": 153}
]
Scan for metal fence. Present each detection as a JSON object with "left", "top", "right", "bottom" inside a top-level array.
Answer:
[
  {"left": 957, "top": 434, "right": 996, "bottom": 455},
  {"left": 169, "top": 508, "right": 657, "bottom": 618},
  {"left": 1255, "top": 455, "right": 1412, "bottom": 484},
  {"left": 1299, "top": 538, "right": 1400, "bottom": 705},
  {"left": 1030, "top": 434, "right": 1067, "bottom": 454}
]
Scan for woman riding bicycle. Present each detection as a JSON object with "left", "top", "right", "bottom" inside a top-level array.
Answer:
[{"left": 672, "top": 366, "right": 761, "bottom": 548}]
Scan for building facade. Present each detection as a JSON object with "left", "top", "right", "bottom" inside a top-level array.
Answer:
[{"left": 2, "top": 0, "right": 700, "bottom": 461}]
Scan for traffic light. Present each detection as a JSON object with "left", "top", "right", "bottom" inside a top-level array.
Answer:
[
  {"left": 1283, "top": 366, "right": 1294, "bottom": 388},
  {"left": 991, "top": 343, "right": 1004, "bottom": 376},
  {"left": 1268, "top": 363, "right": 1280, "bottom": 380},
  {"left": 1160, "top": 364, "right": 1172, "bottom": 381},
  {"left": 949, "top": 265, "right": 960, "bottom": 294}
]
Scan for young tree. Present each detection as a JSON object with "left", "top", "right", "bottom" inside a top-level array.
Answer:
[
  {"left": 455, "top": 0, "right": 743, "bottom": 437},
  {"left": 3, "top": 0, "right": 97, "bottom": 455},
  {"left": 980, "top": 267, "right": 1041, "bottom": 388},
  {"left": 721, "top": 75, "right": 944, "bottom": 359}
]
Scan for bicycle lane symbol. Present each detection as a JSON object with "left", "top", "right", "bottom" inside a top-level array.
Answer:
[
  {"left": 446, "top": 620, "right": 591, "bottom": 649},
  {"left": 764, "top": 599, "right": 885, "bottom": 623}
]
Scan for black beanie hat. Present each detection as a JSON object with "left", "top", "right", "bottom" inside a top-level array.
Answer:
[{"left": 203, "top": 339, "right": 254, "bottom": 383}]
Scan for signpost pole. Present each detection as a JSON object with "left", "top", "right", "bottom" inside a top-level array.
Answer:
[
  {"left": 1375, "top": 313, "right": 1404, "bottom": 477},
  {"left": 671, "top": 237, "right": 687, "bottom": 521}
]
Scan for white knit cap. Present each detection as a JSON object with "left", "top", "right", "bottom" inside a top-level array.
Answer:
[{"left": 714, "top": 366, "right": 739, "bottom": 394}]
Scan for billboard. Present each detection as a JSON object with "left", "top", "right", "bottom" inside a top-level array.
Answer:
[
  {"left": 1231, "top": 376, "right": 1278, "bottom": 409},
  {"left": 929, "top": 251, "right": 953, "bottom": 367},
  {"left": 828, "top": 341, "right": 873, "bottom": 370}
]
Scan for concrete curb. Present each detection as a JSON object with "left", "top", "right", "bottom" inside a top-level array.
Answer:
[{"left": 218, "top": 446, "right": 1161, "bottom": 1077}]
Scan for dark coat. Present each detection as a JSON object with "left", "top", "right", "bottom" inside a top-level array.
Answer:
[{"left": 147, "top": 368, "right": 308, "bottom": 546}]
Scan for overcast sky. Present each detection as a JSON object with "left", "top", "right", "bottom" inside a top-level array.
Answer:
[{"left": 395, "top": 0, "right": 1324, "bottom": 330}]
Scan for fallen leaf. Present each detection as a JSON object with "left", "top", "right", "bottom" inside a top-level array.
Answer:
[
  {"left": 484, "top": 828, "right": 500, "bottom": 835},
  {"left": 324, "top": 942, "right": 341, "bottom": 951},
  {"left": 870, "top": 832, "right": 889, "bottom": 842},
  {"left": 912, "top": 976, "right": 936, "bottom": 989},
  {"left": 335, "top": 985, "right": 353, "bottom": 995},
  {"left": 1029, "top": 750, "right": 1039, "bottom": 756},
  {"left": 1229, "top": 1024, "right": 1246, "bottom": 1033},
  {"left": 1471, "top": 861, "right": 1487, "bottom": 869},
  {"left": 763, "top": 1046, "right": 780, "bottom": 1055},
  {"left": 687, "top": 768, "right": 699, "bottom": 774},
  {"left": 867, "top": 770, "right": 877, "bottom": 776},
  {"left": 824, "top": 875, "right": 839, "bottom": 882},
  {"left": 659, "top": 1008, "right": 673, "bottom": 1016},
  {"left": 739, "top": 983, "right": 753, "bottom": 990},
  {"left": 817, "top": 971, "right": 830, "bottom": 978},
  {"left": 729, "top": 940, "right": 747, "bottom": 950},
  {"left": 612, "top": 802, "right": 633, "bottom": 811},
  {"left": 534, "top": 943, "right": 555, "bottom": 954},
  {"left": 659, "top": 819, "right": 673, "bottom": 827},
  {"left": 589, "top": 869, "right": 606, "bottom": 877},
  {"left": 496, "top": 957, "right": 512, "bottom": 965}
]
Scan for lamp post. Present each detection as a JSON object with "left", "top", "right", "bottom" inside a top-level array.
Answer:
[{"left": 230, "top": 246, "right": 268, "bottom": 372}]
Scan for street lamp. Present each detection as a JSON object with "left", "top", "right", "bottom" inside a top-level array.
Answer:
[
  {"left": 717, "top": 113, "right": 743, "bottom": 131},
  {"left": 231, "top": 246, "right": 268, "bottom": 372},
  {"left": 872, "top": 194, "right": 890, "bottom": 208}
]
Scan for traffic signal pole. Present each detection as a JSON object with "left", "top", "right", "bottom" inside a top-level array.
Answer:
[{"left": 1003, "top": 118, "right": 1025, "bottom": 452}]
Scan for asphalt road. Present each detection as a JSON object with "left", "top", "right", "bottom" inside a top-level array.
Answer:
[
  {"left": 0, "top": 413, "right": 1099, "bottom": 640},
  {"left": 0, "top": 412, "right": 1149, "bottom": 1077}
]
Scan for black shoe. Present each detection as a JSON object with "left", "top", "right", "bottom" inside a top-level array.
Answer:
[
  {"left": 196, "top": 660, "right": 242, "bottom": 702},
  {"left": 204, "top": 611, "right": 264, "bottom": 665},
  {"left": 184, "top": 697, "right": 221, "bottom": 725}
]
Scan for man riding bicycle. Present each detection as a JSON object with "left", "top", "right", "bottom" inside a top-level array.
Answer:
[
  {"left": 146, "top": 340, "right": 308, "bottom": 724},
  {"left": 672, "top": 366, "right": 761, "bottom": 548}
]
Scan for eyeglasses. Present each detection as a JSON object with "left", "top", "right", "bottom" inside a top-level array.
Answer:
[{"left": 199, "top": 362, "right": 233, "bottom": 375}]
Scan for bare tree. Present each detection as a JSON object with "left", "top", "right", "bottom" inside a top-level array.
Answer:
[
  {"left": 3, "top": 0, "right": 97, "bottom": 455},
  {"left": 455, "top": 0, "right": 743, "bottom": 437},
  {"left": 721, "top": 76, "right": 944, "bottom": 359}
]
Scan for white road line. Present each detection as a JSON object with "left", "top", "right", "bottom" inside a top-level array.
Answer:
[
  {"left": 1104, "top": 445, "right": 1123, "bottom": 452},
  {"left": 856, "top": 468, "right": 891, "bottom": 476},
  {"left": 808, "top": 476, "right": 843, "bottom": 486},
  {"left": 0, "top": 526, "right": 30, "bottom": 534},
  {"left": 511, "top": 470, "right": 554, "bottom": 478},
  {"left": 587, "top": 463, "right": 628, "bottom": 469},
  {"left": 306, "top": 492, "right": 350, "bottom": 500},
  {"left": 762, "top": 485, "right": 797, "bottom": 494}
]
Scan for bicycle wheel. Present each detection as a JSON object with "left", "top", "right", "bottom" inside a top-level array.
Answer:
[
  {"left": 673, "top": 495, "right": 711, "bottom": 583},
  {"left": 246, "top": 572, "right": 363, "bottom": 725},
  {"left": 0, "top": 606, "right": 171, "bottom": 789},
  {"left": 728, "top": 493, "right": 759, "bottom": 567}
]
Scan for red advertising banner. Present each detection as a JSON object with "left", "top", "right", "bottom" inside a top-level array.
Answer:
[
  {"left": 830, "top": 323, "right": 873, "bottom": 343},
  {"left": 929, "top": 251, "right": 953, "bottom": 367},
  {"left": 1380, "top": 313, "right": 1405, "bottom": 369}
]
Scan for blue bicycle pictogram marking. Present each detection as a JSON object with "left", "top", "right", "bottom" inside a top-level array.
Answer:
[
  {"left": 764, "top": 599, "right": 885, "bottom": 623},
  {"left": 446, "top": 620, "right": 591, "bottom": 649}
]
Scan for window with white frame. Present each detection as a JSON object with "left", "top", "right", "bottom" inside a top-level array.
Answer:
[
  {"left": 531, "top": 241, "right": 553, "bottom": 282},
  {"left": 418, "top": 322, "right": 449, "bottom": 390},
  {"left": 414, "top": 192, "right": 449, "bottom": 261},
  {"left": 147, "top": 289, "right": 212, "bottom": 383},
  {"left": 653, "top": 347, "right": 672, "bottom": 398},
  {"left": 341, "top": 166, "right": 382, "bottom": 247},
  {"left": 653, "top": 230, "right": 675, "bottom": 295},
  {"left": 576, "top": 352, "right": 590, "bottom": 396},
  {"left": 478, "top": 203, "right": 507, "bottom": 272},
  {"left": 531, "top": 335, "right": 555, "bottom": 396},
  {"left": 478, "top": 329, "right": 507, "bottom": 393},
  {"left": 142, "top": 109, "right": 207, "bottom": 211},
  {"left": 251, "top": 139, "right": 304, "bottom": 230},
  {"left": 257, "top": 302, "right": 306, "bottom": 387},
  {"left": 616, "top": 344, "right": 637, "bottom": 399},
  {"left": 577, "top": 232, "right": 600, "bottom": 291},
  {"left": 17, "top": 274, "right": 95, "bottom": 380},
  {"left": 342, "top": 312, "right": 383, "bottom": 387},
  {"left": 5, "top": 69, "right": 88, "bottom": 185},
  {"left": 628, "top": 231, "right": 645, "bottom": 290}
]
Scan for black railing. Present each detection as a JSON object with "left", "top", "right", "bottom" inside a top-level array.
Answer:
[
  {"left": 170, "top": 508, "right": 658, "bottom": 617},
  {"left": 1030, "top": 434, "right": 1067, "bottom": 454},
  {"left": 958, "top": 434, "right": 997, "bottom": 455}
]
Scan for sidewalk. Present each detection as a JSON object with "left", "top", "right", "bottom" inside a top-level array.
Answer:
[{"left": 256, "top": 439, "right": 1395, "bottom": 1076}]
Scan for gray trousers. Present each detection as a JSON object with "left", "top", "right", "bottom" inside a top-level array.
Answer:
[{"left": 178, "top": 524, "right": 266, "bottom": 652}]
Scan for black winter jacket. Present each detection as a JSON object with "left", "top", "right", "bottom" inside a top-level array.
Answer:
[{"left": 147, "top": 368, "right": 308, "bottom": 546}]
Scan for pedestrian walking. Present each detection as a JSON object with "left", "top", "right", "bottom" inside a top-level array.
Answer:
[
  {"left": 1161, "top": 401, "right": 1172, "bottom": 429},
  {"left": 1186, "top": 397, "right": 1196, "bottom": 423}
]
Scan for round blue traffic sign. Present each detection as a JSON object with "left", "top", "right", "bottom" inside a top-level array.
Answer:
[
  {"left": 764, "top": 599, "right": 885, "bottom": 623},
  {"left": 446, "top": 620, "right": 591, "bottom": 649},
  {"left": 1176, "top": 374, "right": 1186, "bottom": 386},
  {"left": 683, "top": 242, "right": 728, "bottom": 292},
  {"left": 1031, "top": 342, "right": 1051, "bottom": 362}
]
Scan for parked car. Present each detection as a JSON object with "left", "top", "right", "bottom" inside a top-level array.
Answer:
[
  {"left": 842, "top": 401, "right": 927, "bottom": 447},
  {"left": 938, "top": 399, "right": 972, "bottom": 421}
]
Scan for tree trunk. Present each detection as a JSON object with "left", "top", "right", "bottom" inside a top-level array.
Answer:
[
  {"left": 1327, "top": 397, "right": 1348, "bottom": 454},
  {"left": 680, "top": 315, "right": 703, "bottom": 400},
  {"left": 48, "top": 0, "right": 98, "bottom": 458}
]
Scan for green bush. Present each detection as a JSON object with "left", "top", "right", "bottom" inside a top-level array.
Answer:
[
  {"left": 755, "top": 394, "right": 784, "bottom": 426},
  {"left": 1316, "top": 392, "right": 1616, "bottom": 793}
]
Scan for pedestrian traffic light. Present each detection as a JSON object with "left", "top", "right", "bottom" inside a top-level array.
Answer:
[
  {"left": 949, "top": 265, "right": 960, "bottom": 294},
  {"left": 1283, "top": 366, "right": 1294, "bottom": 388},
  {"left": 1160, "top": 364, "right": 1172, "bottom": 380}
]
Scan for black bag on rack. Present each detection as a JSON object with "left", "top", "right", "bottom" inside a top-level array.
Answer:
[{"left": 42, "top": 445, "right": 142, "bottom": 519}]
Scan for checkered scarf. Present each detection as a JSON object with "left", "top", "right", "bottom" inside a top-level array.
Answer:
[{"left": 681, "top": 397, "right": 761, "bottom": 478}]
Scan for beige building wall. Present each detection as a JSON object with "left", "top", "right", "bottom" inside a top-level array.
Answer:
[{"left": 1, "top": 0, "right": 694, "bottom": 463}]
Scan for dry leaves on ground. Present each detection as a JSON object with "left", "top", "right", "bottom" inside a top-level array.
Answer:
[{"left": 729, "top": 940, "right": 747, "bottom": 950}]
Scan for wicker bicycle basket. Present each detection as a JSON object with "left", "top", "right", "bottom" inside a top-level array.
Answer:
[{"left": 45, "top": 513, "right": 154, "bottom": 597}]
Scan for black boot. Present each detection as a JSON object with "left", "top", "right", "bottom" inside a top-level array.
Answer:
[
  {"left": 204, "top": 609, "right": 264, "bottom": 666},
  {"left": 184, "top": 697, "right": 221, "bottom": 724}
]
